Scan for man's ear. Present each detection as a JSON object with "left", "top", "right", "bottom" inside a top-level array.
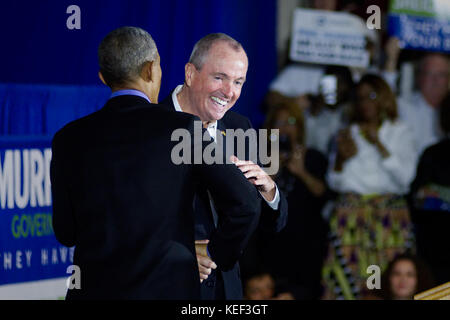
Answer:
[
  {"left": 98, "top": 71, "right": 107, "bottom": 85},
  {"left": 141, "top": 61, "right": 153, "bottom": 83},
  {"left": 185, "top": 63, "right": 196, "bottom": 87}
]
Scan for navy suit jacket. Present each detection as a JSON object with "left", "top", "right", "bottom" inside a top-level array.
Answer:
[
  {"left": 51, "top": 95, "right": 261, "bottom": 299},
  {"left": 161, "top": 91, "right": 288, "bottom": 299}
]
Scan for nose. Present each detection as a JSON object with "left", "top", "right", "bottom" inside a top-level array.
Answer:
[{"left": 221, "top": 80, "right": 233, "bottom": 99}]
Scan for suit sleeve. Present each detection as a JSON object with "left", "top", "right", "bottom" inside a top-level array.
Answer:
[
  {"left": 191, "top": 121, "right": 261, "bottom": 271},
  {"left": 258, "top": 190, "right": 288, "bottom": 233},
  {"left": 50, "top": 130, "right": 76, "bottom": 247},
  {"left": 247, "top": 117, "right": 288, "bottom": 234}
]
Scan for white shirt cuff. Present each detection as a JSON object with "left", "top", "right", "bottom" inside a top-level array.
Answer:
[{"left": 260, "top": 185, "right": 280, "bottom": 210}]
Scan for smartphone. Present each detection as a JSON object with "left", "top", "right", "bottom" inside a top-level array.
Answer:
[{"left": 319, "top": 75, "right": 338, "bottom": 106}]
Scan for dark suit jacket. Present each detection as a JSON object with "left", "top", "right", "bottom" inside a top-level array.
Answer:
[
  {"left": 161, "top": 91, "right": 288, "bottom": 299},
  {"left": 50, "top": 95, "right": 261, "bottom": 300},
  {"left": 408, "top": 138, "right": 450, "bottom": 284}
]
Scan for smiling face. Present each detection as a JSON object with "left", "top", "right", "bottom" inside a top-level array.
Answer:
[
  {"left": 245, "top": 274, "right": 275, "bottom": 300},
  {"left": 389, "top": 259, "right": 418, "bottom": 300},
  {"left": 184, "top": 41, "right": 248, "bottom": 123}
]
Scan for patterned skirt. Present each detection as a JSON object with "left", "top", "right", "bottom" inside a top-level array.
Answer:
[{"left": 321, "top": 193, "right": 416, "bottom": 300}]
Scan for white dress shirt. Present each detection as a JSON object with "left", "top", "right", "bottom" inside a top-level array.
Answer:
[
  {"left": 397, "top": 91, "right": 443, "bottom": 156},
  {"left": 305, "top": 104, "right": 349, "bottom": 155},
  {"left": 327, "top": 120, "right": 417, "bottom": 195},
  {"left": 172, "top": 85, "right": 280, "bottom": 209}
]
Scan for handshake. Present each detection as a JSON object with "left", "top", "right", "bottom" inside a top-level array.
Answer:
[{"left": 195, "top": 239, "right": 217, "bottom": 283}]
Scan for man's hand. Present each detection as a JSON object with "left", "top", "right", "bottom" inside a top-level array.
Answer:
[
  {"left": 230, "top": 155, "right": 276, "bottom": 201},
  {"left": 195, "top": 240, "right": 217, "bottom": 283}
]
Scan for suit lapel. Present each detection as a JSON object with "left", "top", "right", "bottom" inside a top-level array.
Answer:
[{"left": 162, "top": 88, "right": 220, "bottom": 233}]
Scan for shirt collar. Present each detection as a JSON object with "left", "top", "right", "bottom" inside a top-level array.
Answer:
[
  {"left": 110, "top": 89, "right": 151, "bottom": 103},
  {"left": 172, "top": 85, "right": 184, "bottom": 112},
  {"left": 172, "top": 84, "right": 218, "bottom": 130}
]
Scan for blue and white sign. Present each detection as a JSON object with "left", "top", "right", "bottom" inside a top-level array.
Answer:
[
  {"left": 0, "top": 137, "right": 73, "bottom": 299},
  {"left": 290, "top": 8, "right": 370, "bottom": 68},
  {"left": 388, "top": 0, "right": 450, "bottom": 53}
]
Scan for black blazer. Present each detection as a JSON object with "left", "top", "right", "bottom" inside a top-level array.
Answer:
[
  {"left": 51, "top": 95, "right": 261, "bottom": 300},
  {"left": 161, "top": 91, "right": 288, "bottom": 299},
  {"left": 408, "top": 138, "right": 450, "bottom": 276}
]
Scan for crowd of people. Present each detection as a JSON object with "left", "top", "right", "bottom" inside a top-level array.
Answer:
[
  {"left": 240, "top": 0, "right": 450, "bottom": 300},
  {"left": 50, "top": 1, "right": 449, "bottom": 301}
]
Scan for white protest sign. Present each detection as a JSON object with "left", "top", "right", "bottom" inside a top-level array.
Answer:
[{"left": 290, "top": 8, "right": 370, "bottom": 68}]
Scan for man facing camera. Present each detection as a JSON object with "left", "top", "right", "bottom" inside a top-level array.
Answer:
[
  {"left": 50, "top": 27, "right": 261, "bottom": 300},
  {"left": 161, "top": 33, "right": 288, "bottom": 300}
]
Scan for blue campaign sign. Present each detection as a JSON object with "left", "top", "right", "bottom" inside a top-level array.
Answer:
[
  {"left": 0, "top": 136, "right": 73, "bottom": 286},
  {"left": 388, "top": 0, "right": 450, "bottom": 53}
]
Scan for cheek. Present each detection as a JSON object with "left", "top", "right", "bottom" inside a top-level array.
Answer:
[
  {"left": 438, "top": 78, "right": 449, "bottom": 88},
  {"left": 406, "top": 276, "right": 417, "bottom": 288},
  {"left": 233, "top": 88, "right": 242, "bottom": 100},
  {"left": 390, "top": 276, "right": 400, "bottom": 287},
  {"left": 206, "top": 81, "right": 223, "bottom": 94},
  {"left": 427, "top": 77, "right": 447, "bottom": 88}
]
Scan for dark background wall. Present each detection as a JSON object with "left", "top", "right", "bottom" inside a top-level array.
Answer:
[{"left": 0, "top": 0, "right": 277, "bottom": 134}]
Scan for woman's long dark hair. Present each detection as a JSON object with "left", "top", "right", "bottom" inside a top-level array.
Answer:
[
  {"left": 378, "top": 254, "right": 434, "bottom": 300},
  {"left": 350, "top": 74, "right": 398, "bottom": 124}
]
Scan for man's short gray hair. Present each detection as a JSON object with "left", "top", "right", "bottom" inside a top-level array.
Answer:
[
  {"left": 188, "top": 33, "right": 243, "bottom": 70},
  {"left": 98, "top": 26, "right": 157, "bottom": 87}
]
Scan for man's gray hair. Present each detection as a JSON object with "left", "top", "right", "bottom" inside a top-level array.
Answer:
[
  {"left": 98, "top": 26, "right": 157, "bottom": 87},
  {"left": 188, "top": 33, "right": 243, "bottom": 70}
]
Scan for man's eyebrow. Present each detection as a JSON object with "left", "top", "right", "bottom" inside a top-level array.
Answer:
[
  {"left": 213, "top": 72, "right": 246, "bottom": 81},
  {"left": 213, "top": 72, "right": 229, "bottom": 78}
]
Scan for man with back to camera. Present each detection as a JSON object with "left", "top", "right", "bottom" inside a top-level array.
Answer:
[
  {"left": 161, "top": 33, "right": 288, "bottom": 300},
  {"left": 50, "top": 26, "right": 261, "bottom": 299}
]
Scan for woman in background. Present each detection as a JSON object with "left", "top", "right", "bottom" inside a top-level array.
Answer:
[
  {"left": 262, "top": 98, "right": 330, "bottom": 300},
  {"left": 377, "top": 254, "right": 434, "bottom": 300},
  {"left": 241, "top": 97, "right": 330, "bottom": 300},
  {"left": 322, "top": 74, "right": 417, "bottom": 300}
]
